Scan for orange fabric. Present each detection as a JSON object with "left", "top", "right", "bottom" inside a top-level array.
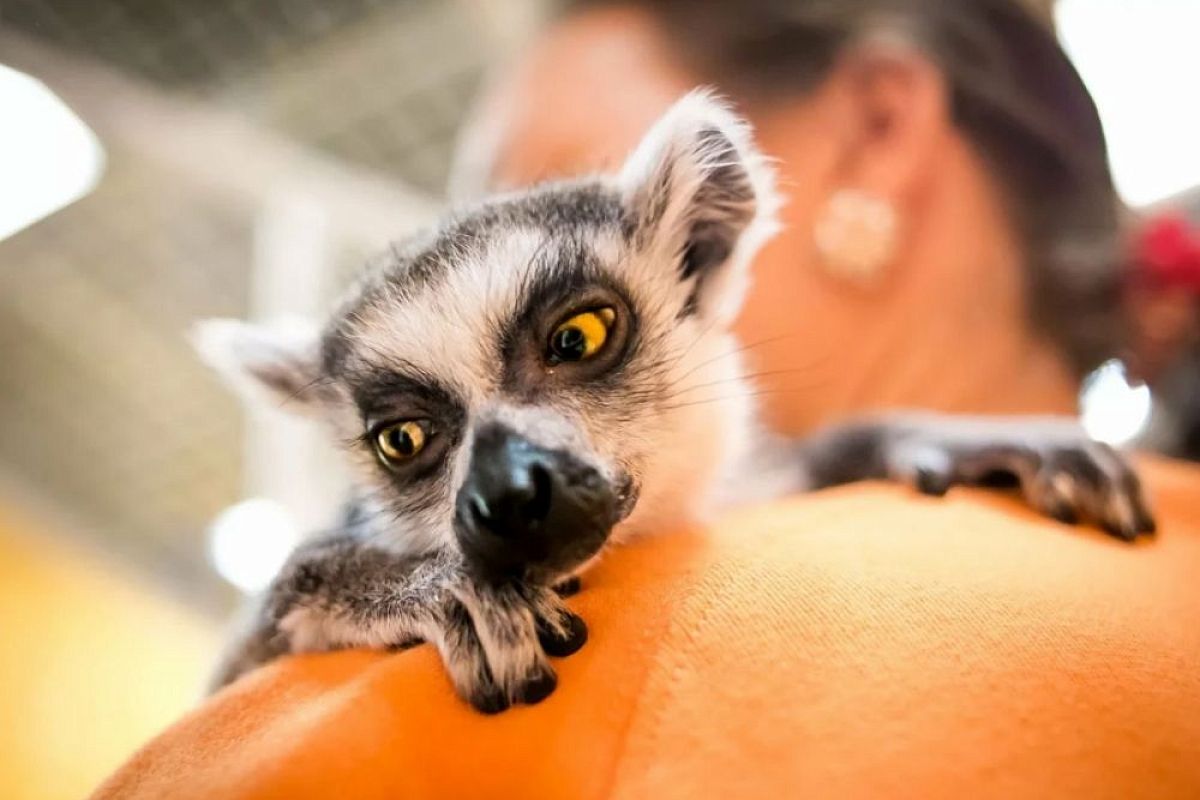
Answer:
[{"left": 95, "top": 458, "right": 1200, "bottom": 799}]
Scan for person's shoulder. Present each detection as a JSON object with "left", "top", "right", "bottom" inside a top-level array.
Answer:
[{"left": 92, "top": 477, "right": 1200, "bottom": 800}]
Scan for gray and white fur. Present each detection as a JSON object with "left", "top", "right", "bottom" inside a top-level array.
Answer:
[{"left": 196, "top": 91, "right": 1155, "bottom": 713}]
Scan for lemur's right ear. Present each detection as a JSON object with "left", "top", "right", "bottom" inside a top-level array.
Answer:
[
  {"left": 191, "top": 318, "right": 326, "bottom": 412},
  {"left": 619, "top": 89, "right": 780, "bottom": 324}
]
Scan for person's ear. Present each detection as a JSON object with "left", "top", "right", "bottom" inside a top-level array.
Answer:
[
  {"left": 811, "top": 41, "right": 951, "bottom": 281},
  {"left": 828, "top": 39, "right": 951, "bottom": 199}
]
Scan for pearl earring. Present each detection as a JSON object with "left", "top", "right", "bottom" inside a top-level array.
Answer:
[{"left": 813, "top": 189, "right": 898, "bottom": 283}]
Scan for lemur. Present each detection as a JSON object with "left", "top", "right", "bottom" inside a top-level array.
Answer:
[{"left": 197, "top": 92, "right": 1155, "bottom": 713}]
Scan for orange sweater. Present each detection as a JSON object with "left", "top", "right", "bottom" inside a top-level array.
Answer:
[{"left": 93, "top": 458, "right": 1200, "bottom": 799}]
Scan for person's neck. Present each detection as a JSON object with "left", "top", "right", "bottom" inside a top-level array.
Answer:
[
  {"left": 898, "top": 136, "right": 1081, "bottom": 418},
  {"left": 737, "top": 128, "right": 1080, "bottom": 437}
]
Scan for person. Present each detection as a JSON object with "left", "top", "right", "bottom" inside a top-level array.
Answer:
[
  {"left": 92, "top": 4, "right": 1200, "bottom": 797},
  {"left": 453, "top": 0, "right": 1123, "bottom": 438}
]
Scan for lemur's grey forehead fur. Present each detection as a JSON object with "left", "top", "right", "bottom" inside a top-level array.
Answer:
[
  {"left": 351, "top": 182, "right": 625, "bottom": 304},
  {"left": 321, "top": 181, "right": 627, "bottom": 381}
]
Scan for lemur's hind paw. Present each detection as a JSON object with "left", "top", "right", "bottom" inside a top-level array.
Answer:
[{"left": 891, "top": 420, "right": 1156, "bottom": 541}]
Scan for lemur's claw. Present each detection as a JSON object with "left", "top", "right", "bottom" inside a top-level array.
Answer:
[
  {"left": 553, "top": 575, "right": 582, "bottom": 597},
  {"left": 1047, "top": 501, "right": 1079, "bottom": 526},
  {"left": 914, "top": 467, "right": 950, "bottom": 497},
  {"left": 516, "top": 666, "right": 558, "bottom": 705},
  {"left": 470, "top": 685, "right": 512, "bottom": 715},
  {"left": 1101, "top": 519, "right": 1138, "bottom": 542},
  {"left": 537, "top": 610, "right": 588, "bottom": 657}
]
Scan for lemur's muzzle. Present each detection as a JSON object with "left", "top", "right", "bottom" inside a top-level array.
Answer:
[{"left": 454, "top": 424, "right": 618, "bottom": 581}]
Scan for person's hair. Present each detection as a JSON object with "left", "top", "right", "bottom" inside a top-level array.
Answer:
[{"left": 576, "top": 0, "right": 1123, "bottom": 377}]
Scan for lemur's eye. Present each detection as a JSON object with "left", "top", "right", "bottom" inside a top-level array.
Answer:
[
  {"left": 375, "top": 420, "right": 427, "bottom": 465},
  {"left": 548, "top": 307, "right": 616, "bottom": 363}
]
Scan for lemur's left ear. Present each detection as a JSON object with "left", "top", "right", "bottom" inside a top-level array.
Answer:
[
  {"left": 191, "top": 318, "right": 326, "bottom": 413},
  {"left": 619, "top": 90, "right": 780, "bottom": 323}
]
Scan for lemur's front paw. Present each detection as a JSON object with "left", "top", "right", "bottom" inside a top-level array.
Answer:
[
  {"left": 889, "top": 420, "right": 1156, "bottom": 541},
  {"left": 439, "top": 580, "right": 586, "bottom": 713}
]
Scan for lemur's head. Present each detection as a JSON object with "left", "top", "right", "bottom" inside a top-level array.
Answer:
[{"left": 198, "top": 91, "right": 778, "bottom": 583}]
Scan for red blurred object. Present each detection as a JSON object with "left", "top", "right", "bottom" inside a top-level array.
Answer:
[
  {"left": 1132, "top": 214, "right": 1200, "bottom": 292},
  {"left": 1126, "top": 212, "right": 1200, "bottom": 381}
]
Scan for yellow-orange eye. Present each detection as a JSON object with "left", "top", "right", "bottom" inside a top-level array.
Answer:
[
  {"left": 548, "top": 307, "right": 616, "bottom": 363},
  {"left": 375, "top": 421, "right": 427, "bottom": 464}
]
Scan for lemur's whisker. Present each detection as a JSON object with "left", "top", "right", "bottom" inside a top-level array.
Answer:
[
  {"left": 666, "top": 314, "right": 725, "bottom": 370},
  {"left": 665, "top": 357, "right": 830, "bottom": 401},
  {"left": 660, "top": 380, "right": 831, "bottom": 410},
  {"left": 657, "top": 387, "right": 814, "bottom": 413},
  {"left": 667, "top": 333, "right": 796, "bottom": 387},
  {"left": 278, "top": 374, "right": 336, "bottom": 408},
  {"left": 667, "top": 334, "right": 837, "bottom": 397},
  {"left": 670, "top": 367, "right": 830, "bottom": 396}
]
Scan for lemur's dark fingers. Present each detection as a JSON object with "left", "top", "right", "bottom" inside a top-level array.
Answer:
[
  {"left": 526, "top": 584, "right": 588, "bottom": 657},
  {"left": 552, "top": 575, "right": 582, "bottom": 597},
  {"left": 1126, "top": 477, "right": 1158, "bottom": 536},
  {"left": 1028, "top": 466, "right": 1082, "bottom": 525},
  {"left": 887, "top": 430, "right": 1155, "bottom": 542},
  {"left": 1024, "top": 445, "right": 1155, "bottom": 541},
  {"left": 1074, "top": 444, "right": 1156, "bottom": 539},
  {"left": 434, "top": 599, "right": 509, "bottom": 714},
  {"left": 456, "top": 583, "right": 559, "bottom": 707},
  {"left": 537, "top": 611, "right": 588, "bottom": 657},
  {"left": 885, "top": 441, "right": 956, "bottom": 497},
  {"left": 913, "top": 465, "right": 952, "bottom": 497}
]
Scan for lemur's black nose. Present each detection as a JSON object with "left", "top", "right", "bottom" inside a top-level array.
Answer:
[
  {"left": 455, "top": 424, "right": 616, "bottom": 580},
  {"left": 465, "top": 444, "right": 553, "bottom": 538}
]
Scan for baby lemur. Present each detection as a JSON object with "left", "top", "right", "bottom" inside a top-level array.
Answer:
[{"left": 197, "top": 91, "right": 1155, "bottom": 713}]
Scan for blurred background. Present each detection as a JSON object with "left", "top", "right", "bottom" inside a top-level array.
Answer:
[{"left": 0, "top": 1, "right": 1197, "bottom": 797}]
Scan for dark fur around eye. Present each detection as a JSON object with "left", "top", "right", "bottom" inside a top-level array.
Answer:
[
  {"left": 358, "top": 417, "right": 459, "bottom": 485},
  {"left": 347, "top": 371, "right": 465, "bottom": 483},
  {"left": 498, "top": 260, "right": 639, "bottom": 396},
  {"left": 353, "top": 370, "right": 460, "bottom": 422}
]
